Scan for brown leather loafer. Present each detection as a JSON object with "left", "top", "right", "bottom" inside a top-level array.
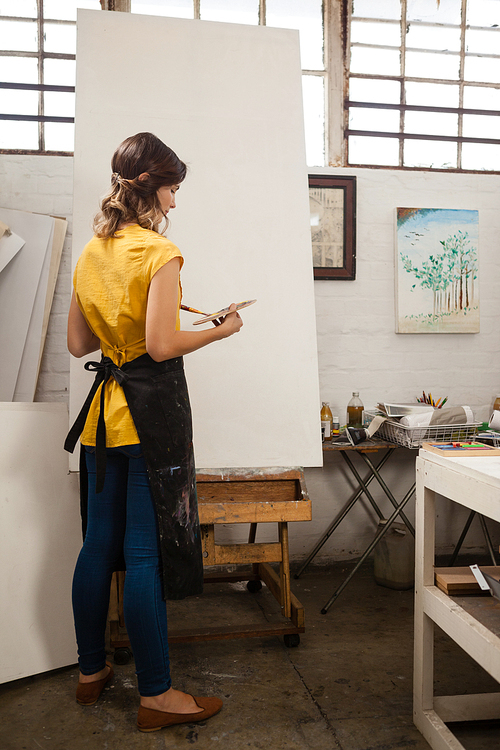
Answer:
[
  {"left": 76, "top": 662, "right": 114, "bottom": 706},
  {"left": 137, "top": 696, "right": 223, "bottom": 732}
]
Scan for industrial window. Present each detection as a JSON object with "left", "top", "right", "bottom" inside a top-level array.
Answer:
[
  {"left": 0, "top": 0, "right": 325, "bottom": 160},
  {"left": 130, "top": 0, "right": 326, "bottom": 167},
  {"left": 346, "top": 0, "right": 500, "bottom": 172},
  {"left": 3, "top": 1, "right": 499, "bottom": 172},
  {"left": 0, "top": 1, "right": 100, "bottom": 155}
]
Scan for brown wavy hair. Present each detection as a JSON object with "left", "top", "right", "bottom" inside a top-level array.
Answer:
[{"left": 93, "top": 132, "right": 187, "bottom": 238}]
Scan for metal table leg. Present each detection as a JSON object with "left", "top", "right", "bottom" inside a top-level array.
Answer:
[
  {"left": 294, "top": 448, "right": 395, "bottom": 579},
  {"left": 448, "top": 510, "right": 498, "bottom": 566},
  {"left": 320, "top": 481, "right": 416, "bottom": 613},
  {"left": 359, "top": 452, "right": 415, "bottom": 537},
  {"left": 340, "top": 451, "right": 389, "bottom": 520}
]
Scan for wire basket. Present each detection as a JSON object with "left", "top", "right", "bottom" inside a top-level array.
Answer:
[{"left": 365, "top": 410, "right": 480, "bottom": 449}]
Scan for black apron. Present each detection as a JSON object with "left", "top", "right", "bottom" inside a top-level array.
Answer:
[{"left": 65, "top": 353, "right": 204, "bottom": 601}]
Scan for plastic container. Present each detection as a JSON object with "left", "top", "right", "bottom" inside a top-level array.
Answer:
[
  {"left": 321, "top": 402, "right": 333, "bottom": 441},
  {"left": 347, "top": 392, "right": 364, "bottom": 428},
  {"left": 373, "top": 521, "right": 415, "bottom": 590},
  {"left": 332, "top": 415, "right": 340, "bottom": 436}
]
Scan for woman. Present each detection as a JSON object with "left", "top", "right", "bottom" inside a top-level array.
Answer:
[{"left": 66, "top": 132, "right": 243, "bottom": 732}]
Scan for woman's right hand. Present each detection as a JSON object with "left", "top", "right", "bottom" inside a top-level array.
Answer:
[{"left": 217, "top": 304, "right": 243, "bottom": 338}]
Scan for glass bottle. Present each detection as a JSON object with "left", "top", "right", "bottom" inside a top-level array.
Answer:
[
  {"left": 494, "top": 397, "right": 500, "bottom": 412},
  {"left": 321, "top": 402, "right": 333, "bottom": 441},
  {"left": 347, "top": 392, "right": 364, "bottom": 428}
]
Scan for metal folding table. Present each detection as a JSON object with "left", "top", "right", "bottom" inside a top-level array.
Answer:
[
  {"left": 295, "top": 438, "right": 416, "bottom": 613},
  {"left": 296, "top": 417, "right": 484, "bottom": 613}
]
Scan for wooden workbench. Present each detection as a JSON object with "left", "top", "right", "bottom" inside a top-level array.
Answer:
[{"left": 109, "top": 467, "right": 311, "bottom": 658}]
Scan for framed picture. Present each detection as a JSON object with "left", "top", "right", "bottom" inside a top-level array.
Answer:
[{"left": 309, "top": 175, "right": 356, "bottom": 280}]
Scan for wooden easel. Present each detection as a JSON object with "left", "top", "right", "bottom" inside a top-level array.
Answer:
[{"left": 109, "top": 467, "right": 311, "bottom": 661}]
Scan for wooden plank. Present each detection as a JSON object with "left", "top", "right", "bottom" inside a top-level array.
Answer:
[
  {"left": 201, "top": 525, "right": 216, "bottom": 565},
  {"left": 279, "top": 522, "right": 291, "bottom": 618},
  {"left": 414, "top": 459, "right": 437, "bottom": 724},
  {"left": 213, "top": 542, "right": 282, "bottom": 565},
  {"left": 168, "top": 621, "right": 304, "bottom": 644},
  {"left": 197, "top": 479, "right": 302, "bottom": 504},
  {"left": 435, "top": 566, "right": 500, "bottom": 595},
  {"left": 290, "top": 589, "right": 305, "bottom": 629},
  {"left": 434, "top": 693, "right": 500, "bottom": 723},
  {"left": 423, "top": 586, "right": 500, "bottom": 682},
  {"left": 198, "top": 500, "right": 312, "bottom": 524},
  {"left": 417, "top": 457, "right": 500, "bottom": 524},
  {"left": 196, "top": 468, "right": 305, "bottom": 483},
  {"left": 259, "top": 562, "right": 281, "bottom": 602},
  {"left": 322, "top": 439, "right": 393, "bottom": 452},
  {"left": 258, "top": 562, "right": 304, "bottom": 628},
  {"left": 108, "top": 572, "right": 119, "bottom": 621},
  {"left": 415, "top": 709, "right": 467, "bottom": 750}
]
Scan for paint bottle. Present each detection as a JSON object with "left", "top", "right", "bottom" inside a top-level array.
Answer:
[
  {"left": 347, "top": 392, "right": 364, "bottom": 428},
  {"left": 332, "top": 415, "right": 340, "bottom": 436},
  {"left": 321, "top": 402, "right": 333, "bottom": 441}
]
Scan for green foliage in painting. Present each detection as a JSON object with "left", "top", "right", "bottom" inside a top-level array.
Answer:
[{"left": 400, "top": 230, "right": 478, "bottom": 321}]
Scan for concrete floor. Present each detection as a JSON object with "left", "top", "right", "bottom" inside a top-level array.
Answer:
[{"left": 1, "top": 559, "right": 500, "bottom": 750}]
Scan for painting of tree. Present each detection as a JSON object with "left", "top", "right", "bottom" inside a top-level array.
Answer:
[{"left": 396, "top": 208, "right": 479, "bottom": 333}]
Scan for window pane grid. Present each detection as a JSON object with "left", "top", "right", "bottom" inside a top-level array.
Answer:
[
  {"left": 0, "top": 4, "right": 101, "bottom": 154},
  {"left": 346, "top": 1, "right": 500, "bottom": 172},
  {"left": 2, "top": 0, "right": 324, "bottom": 157}
]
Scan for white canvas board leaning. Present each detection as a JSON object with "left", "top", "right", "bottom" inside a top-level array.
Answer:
[
  {"left": 0, "top": 229, "right": 24, "bottom": 274},
  {"left": 0, "top": 209, "right": 55, "bottom": 401},
  {"left": 13, "top": 217, "right": 67, "bottom": 401},
  {"left": 71, "top": 11, "right": 322, "bottom": 470},
  {"left": 0, "top": 403, "right": 81, "bottom": 684}
]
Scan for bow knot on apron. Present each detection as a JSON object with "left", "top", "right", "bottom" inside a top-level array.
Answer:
[{"left": 65, "top": 355, "right": 130, "bottom": 493}]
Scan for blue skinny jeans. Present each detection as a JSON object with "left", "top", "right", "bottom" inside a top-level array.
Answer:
[{"left": 72, "top": 444, "right": 171, "bottom": 696}]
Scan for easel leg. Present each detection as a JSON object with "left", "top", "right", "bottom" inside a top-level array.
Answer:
[
  {"left": 248, "top": 523, "right": 260, "bottom": 578},
  {"left": 279, "top": 522, "right": 291, "bottom": 619}
]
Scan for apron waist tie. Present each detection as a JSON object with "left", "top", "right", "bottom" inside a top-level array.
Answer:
[{"left": 64, "top": 356, "right": 129, "bottom": 493}]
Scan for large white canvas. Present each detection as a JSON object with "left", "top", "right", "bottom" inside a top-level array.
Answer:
[
  {"left": 0, "top": 404, "right": 80, "bottom": 683},
  {"left": 71, "top": 10, "right": 322, "bottom": 469}
]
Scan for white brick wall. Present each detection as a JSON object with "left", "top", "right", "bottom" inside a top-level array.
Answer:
[
  {"left": 2, "top": 154, "right": 499, "bottom": 561},
  {"left": 303, "top": 166, "right": 500, "bottom": 564}
]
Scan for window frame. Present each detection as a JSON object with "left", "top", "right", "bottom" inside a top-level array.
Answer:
[
  {"left": 2, "top": 0, "right": 499, "bottom": 172},
  {"left": 342, "top": 0, "right": 500, "bottom": 174},
  {"left": 0, "top": 3, "right": 78, "bottom": 156}
]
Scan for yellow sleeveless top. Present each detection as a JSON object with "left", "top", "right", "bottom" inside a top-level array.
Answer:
[{"left": 73, "top": 224, "right": 183, "bottom": 447}]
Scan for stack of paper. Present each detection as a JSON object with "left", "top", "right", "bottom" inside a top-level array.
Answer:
[
  {"left": 0, "top": 208, "right": 67, "bottom": 402},
  {"left": 376, "top": 403, "right": 435, "bottom": 418}
]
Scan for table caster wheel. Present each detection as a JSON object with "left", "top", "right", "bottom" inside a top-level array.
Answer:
[
  {"left": 246, "top": 579, "right": 262, "bottom": 593},
  {"left": 284, "top": 634, "right": 300, "bottom": 648},
  {"left": 113, "top": 647, "right": 132, "bottom": 665}
]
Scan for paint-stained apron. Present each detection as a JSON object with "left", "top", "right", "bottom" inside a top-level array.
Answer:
[{"left": 65, "top": 353, "right": 204, "bottom": 601}]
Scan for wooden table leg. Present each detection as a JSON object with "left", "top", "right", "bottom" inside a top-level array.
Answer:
[
  {"left": 249, "top": 522, "right": 260, "bottom": 579},
  {"left": 279, "top": 522, "right": 291, "bottom": 619}
]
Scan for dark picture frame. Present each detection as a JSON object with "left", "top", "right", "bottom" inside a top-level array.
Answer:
[{"left": 309, "top": 175, "right": 356, "bottom": 280}]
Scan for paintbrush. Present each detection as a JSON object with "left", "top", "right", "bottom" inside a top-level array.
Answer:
[
  {"left": 181, "top": 304, "right": 208, "bottom": 315},
  {"left": 180, "top": 303, "right": 223, "bottom": 327}
]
